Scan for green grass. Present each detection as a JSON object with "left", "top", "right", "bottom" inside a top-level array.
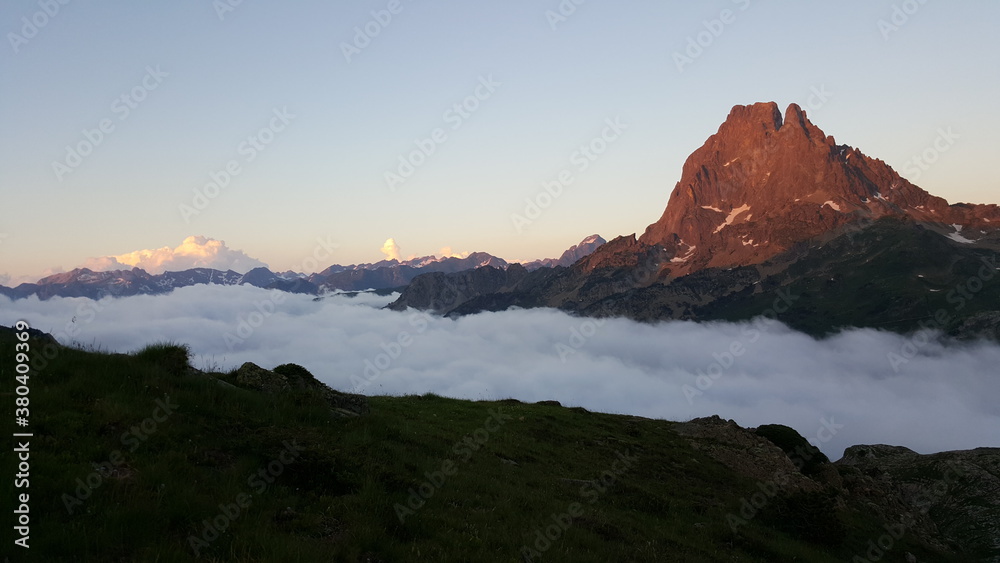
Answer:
[{"left": 0, "top": 330, "right": 965, "bottom": 562}]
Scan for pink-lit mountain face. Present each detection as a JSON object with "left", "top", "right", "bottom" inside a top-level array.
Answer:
[
  {"left": 385, "top": 103, "right": 1000, "bottom": 340},
  {"left": 637, "top": 102, "right": 1000, "bottom": 276}
]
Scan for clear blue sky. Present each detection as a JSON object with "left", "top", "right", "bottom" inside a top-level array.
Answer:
[{"left": 2, "top": 0, "right": 998, "bottom": 279}]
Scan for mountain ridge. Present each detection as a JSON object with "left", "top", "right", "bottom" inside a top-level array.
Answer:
[
  {"left": 387, "top": 103, "right": 1000, "bottom": 339},
  {"left": 0, "top": 235, "right": 606, "bottom": 301},
  {"left": 621, "top": 101, "right": 1000, "bottom": 277}
]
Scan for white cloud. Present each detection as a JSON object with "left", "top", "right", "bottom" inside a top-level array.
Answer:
[
  {"left": 438, "top": 247, "right": 470, "bottom": 259},
  {"left": 1, "top": 285, "right": 998, "bottom": 460},
  {"left": 380, "top": 238, "right": 401, "bottom": 261},
  {"left": 81, "top": 236, "right": 267, "bottom": 274}
]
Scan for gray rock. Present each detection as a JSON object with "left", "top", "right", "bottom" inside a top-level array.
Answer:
[
  {"left": 231, "top": 362, "right": 369, "bottom": 417},
  {"left": 233, "top": 362, "right": 290, "bottom": 393}
]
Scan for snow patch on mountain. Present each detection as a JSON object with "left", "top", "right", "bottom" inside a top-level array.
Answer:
[{"left": 713, "top": 204, "right": 751, "bottom": 234}]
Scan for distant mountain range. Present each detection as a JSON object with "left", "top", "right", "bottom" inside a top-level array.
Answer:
[
  {"left": 519, "top": 234, "right": 606, "bottom": 269},
  {"left": 388, "top": 103, "right": 1000, "bottom": 340},
  {"left": 0, "top": 236, "right": 606, "bottom": 301},
  {"left": 9, "top": 102, "right": 1000, "bottom": 340}
]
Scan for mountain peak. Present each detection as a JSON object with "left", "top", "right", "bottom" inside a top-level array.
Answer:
[
  {"left": 636, "top": 102, "right": 1000, "bottom": 275},
  {"left": 716, "top": 102, "right": 832, "bottom": 145},
  {"left": 724, "top": 101, "right": 783, "bottom": 131},
  {"left": 718, "top": 102, "right": 830, "bottom": 145},
  {"left": 782, "top": 102, "right": 804, "bottom": 130},
  {"left": 781, "top": 102, "right": 830, "bottom": 142},
  {"left": 520, "top": 234, "right": 607, "bottom": 270}
]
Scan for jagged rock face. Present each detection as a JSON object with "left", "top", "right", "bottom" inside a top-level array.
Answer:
[
  {"left": 837, "top": 445, "right": 1000, "bottom": 561},
  {"left": 637, "top": 102, "right": 1000, "bottom": 275},
  {"left": 522, "top": 234, "right": 607, "bottom": 270},
  {"left": 671, "top": 415, "right": 820, "bottom": 490},
  {"left": 557, "top": 234, "right": 606, "bottom": 265},
  {"left": 574, "top": 235, "right": 661, "bottom": 273},
  {"left": 385, "top": 264, "right": 530, "bottom": 313}
]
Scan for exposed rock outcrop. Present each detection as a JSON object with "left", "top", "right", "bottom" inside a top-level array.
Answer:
[
  {"left": 231, "top": 362, "right": 369, "bottom": 417},
  {"left": 838, "top": 445, "right": 1000, "bottom": 561},
  {"left": 522, "top": 234, "right": 607, "bottom": 270},
  {"left": 673, "top": 416, "right": 1000, "bottom": 562}
]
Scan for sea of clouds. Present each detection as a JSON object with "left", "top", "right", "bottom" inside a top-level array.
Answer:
[{"left": 2, "top": 284, "right": 998, "bottom": 460}]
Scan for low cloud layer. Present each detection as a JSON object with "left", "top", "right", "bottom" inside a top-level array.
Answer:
[
  {"left": 81, "top": 236, "right": 267, "bottom": 274},
  {"left": 2, "top": 285, "right": 998, "bottom": 460}
]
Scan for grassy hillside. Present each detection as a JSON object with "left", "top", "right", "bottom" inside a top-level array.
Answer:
[{"left": 0, "top": 328, "right": 969, "bottom": 562}]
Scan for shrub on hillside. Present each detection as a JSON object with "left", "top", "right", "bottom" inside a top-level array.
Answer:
[
  {"left": 755, "top": 424, "right": 830, "bottom": 476},
  {"left": 133, "top": 342, "right": 190, "bottom": 377}
]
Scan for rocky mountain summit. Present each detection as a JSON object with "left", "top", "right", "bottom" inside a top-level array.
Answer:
[
  {"left": 634, "top": 102, "right": 1000, "bottom": 276},
  {"left": 388, "top": 103, "right": 1000, "bottom": 339},
  {"left": 520, "top": 234, "right": 607, "bottom": 270}
]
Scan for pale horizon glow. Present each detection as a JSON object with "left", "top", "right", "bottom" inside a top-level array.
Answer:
[{"left": 2, "top": 234, "right": 539, "bottom": 286}]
